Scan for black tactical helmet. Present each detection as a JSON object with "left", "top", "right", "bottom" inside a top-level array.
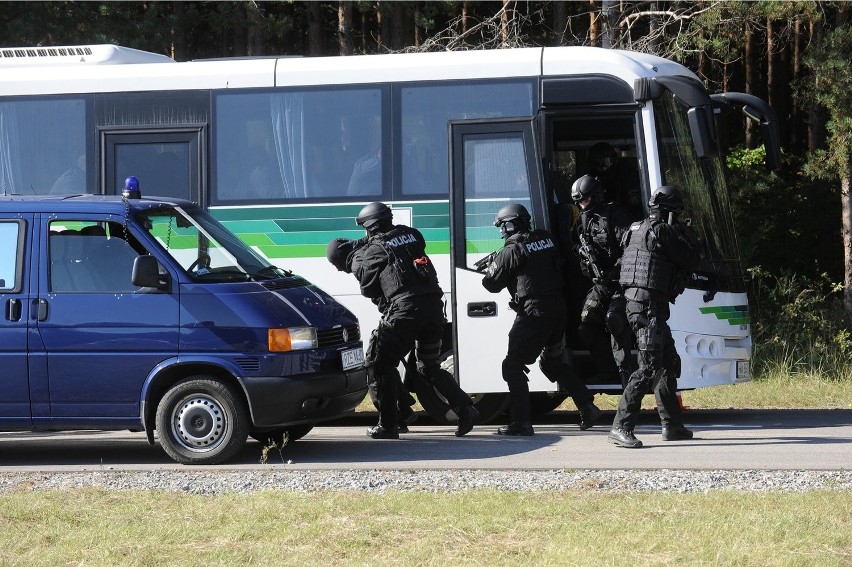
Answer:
[
  {"left": 648, "top": 185, "right": 684, "bottom": 212},
  {"left": 356, "top": 202, "right": 393, "bottom": 231},
  {"left": 494, "top": 203, "right": 531, "bottom": 238},
  {"left": 326, "top": 237, "right": 353, "bottom": 272},
  {"left": 571, "top": 174, "right": 605, "bottom": 203},
  {"left": 588, "top": 142, "right": 618, "bottom": 171}
]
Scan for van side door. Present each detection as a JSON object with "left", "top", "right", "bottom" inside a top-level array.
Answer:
[
  {"left": 35, "top": 213, "right": 180, "bottom": 428},
  {"left": 0, "top": 215, "right": 33, "bottom": 427}
]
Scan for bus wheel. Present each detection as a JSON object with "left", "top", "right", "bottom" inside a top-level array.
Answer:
[
  {"left": 529, "top": 392, "right": 568, "bottom": 416},
  {"left": 249, "top": 424, "right": 314, "bottom": 445},
  {"left": 413, "top": 353, "right": 510, "bottom": 425},
  {"left": 156, "top": 377, "right": 248, "bottom": 465}
]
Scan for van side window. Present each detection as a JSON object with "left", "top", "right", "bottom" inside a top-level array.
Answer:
[
  {"left": 48, "top": 220, "right": 145, "bottom": 293},
  {"left": 0, "top": 221, "right": 22, "bottom": 291}
]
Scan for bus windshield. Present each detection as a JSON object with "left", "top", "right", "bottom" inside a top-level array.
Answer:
[
  {"left": 138, "top": 205, "right": 290, "bottom": 282},
  {"left": 654, "top": 93, "right": 744, "bottom": 293}
]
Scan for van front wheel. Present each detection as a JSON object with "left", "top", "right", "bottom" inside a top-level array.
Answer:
[{"left": 156, "top": 377, "right": 249, "bottom": 465}]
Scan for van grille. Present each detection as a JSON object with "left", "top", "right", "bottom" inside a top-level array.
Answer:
[
  {"left": 317, "top": 325, "right": 360, "bottom": 347},
  {"left": 262, "top": 276, "right": 309, "bottom": 291}
]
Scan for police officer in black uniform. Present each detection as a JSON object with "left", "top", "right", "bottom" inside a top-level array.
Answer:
[
  {"left": 481, "top": 204, "right": 600, "bottom": 436},
  {"left": 572, "top": 174, "right": 636, "bottom": 387},
  {"left": 608, "top": 186, "right": 701, "bottom": 448},
  {"left": 327, "top": 202, "right": 479, "bottom": 439}
]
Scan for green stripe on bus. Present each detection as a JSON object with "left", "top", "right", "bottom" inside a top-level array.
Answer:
[{"left": 699, "top": 305, "right": 750, "bottom": 325}]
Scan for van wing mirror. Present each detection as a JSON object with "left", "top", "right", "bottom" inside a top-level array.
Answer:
[{"left": 132, "top": 255, "right": 169, "bottom": 290}]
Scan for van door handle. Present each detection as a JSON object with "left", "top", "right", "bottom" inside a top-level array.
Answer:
[
  {"left": 31, "top": 298, "right": 48, "bottom": 322},
  {"left": 467, "top": 301, "right": 497, "bottom": 317},
  {"left": 6, "top": 299, "right": 21, "bottom": 321}
]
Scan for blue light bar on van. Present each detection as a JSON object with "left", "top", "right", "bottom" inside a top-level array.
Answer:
[{"left": 268, "top": 327, "right": 318, "bottom": 352}]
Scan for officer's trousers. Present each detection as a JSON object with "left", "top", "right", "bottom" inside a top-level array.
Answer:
[
  {"left": 612, "top": 298, "right": 684, "bottom": 431},
  {"left": 504, "top": 311, "right": 592, "bottom": 423}
]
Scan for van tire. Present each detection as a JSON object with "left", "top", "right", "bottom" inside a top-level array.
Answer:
[{"left": 156, "top": 377, "right": 249, "bottom": 465}]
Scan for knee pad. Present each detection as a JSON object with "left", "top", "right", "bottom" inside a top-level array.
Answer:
[
  {"left": 415, "top": 338, "right": 441, "bottom": 365},
  {"left": 502, "top": 356, "right": 529, "bottom": 388}
]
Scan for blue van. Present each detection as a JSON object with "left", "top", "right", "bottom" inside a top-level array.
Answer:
[{"left": 0, "top": 192, "right": 367, "bottom": 464}]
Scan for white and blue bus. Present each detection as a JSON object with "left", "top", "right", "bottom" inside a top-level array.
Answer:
[{"left": 0, "top": 44, "right": 779, "bottom": 422}]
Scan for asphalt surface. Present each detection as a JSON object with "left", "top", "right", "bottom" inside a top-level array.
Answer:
[{"left": 0, "top": 409, "right": 850, "bottom": 471}]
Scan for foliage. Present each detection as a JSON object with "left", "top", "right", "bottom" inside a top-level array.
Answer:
[
  {"left": 726, "top": 146, "right": 842, "bottom": 278},
  {"left": 747, "top": 267, "right": 851, "bottom": 380},
  {"left": 802, "top": 22, "right": 852, "bottom": 181}
]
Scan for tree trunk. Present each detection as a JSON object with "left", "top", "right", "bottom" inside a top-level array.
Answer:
[
  {"left": 378, "top": 1, "right": 390, "bottom": 51},
  {"left": 843, "top": 175, "right": 852, "bottom": 326},
  {"left": 790, "top": 16, "right": 802, "bottom": 153},
  {"left": 589, "top": 0, "right": 599, "bottom": 47},
  {"left": 307, "top": 2, "right": 323, "bottom": 56},
  {"left": 461, "top": 0, "right": 468, "bottom": 33},
  {"left": 601, "top": 0, "right": 616, "bottom": 48},
  {"left": 744, "top": 20, "right": 756, "bottom": 147},
  {"left": 501, "top": 0, "right": 511, "bottom": 46},
  {"left": 648, "top": 1, "right": 660, "bottom": 54},
  {"left": 338, "top": 1, "right": 354, "bottom": 56},
  {"left": 391, "top": 3, "right": 404, "bottom": 50},
  {"left": 808, "top": 18, "right": 825, "bottom": 151},
  {"left": 552, "top": 1, "right": 567, "bottom": 46}
]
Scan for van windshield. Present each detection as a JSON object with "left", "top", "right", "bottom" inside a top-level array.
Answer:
[{"left": 137, "top": 205, "right": 291, "bottom": 282}]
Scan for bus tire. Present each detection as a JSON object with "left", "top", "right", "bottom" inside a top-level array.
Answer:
[
  {"left": 249, "top": 424, "right": 314, "bottom": 445},
  {"left": 413, "top": 353, "right": 510, "bottom": 425},
  {"left": 156, "top": 377, "right": 248, "bottom": 465}
]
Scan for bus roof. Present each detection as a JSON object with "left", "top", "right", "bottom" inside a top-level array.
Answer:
[
  {"left": 0, "top": 44, "right": 174, "bottom": 67},
  {"left": 0, "top": 44, "right": 698, "bottom": 95}
]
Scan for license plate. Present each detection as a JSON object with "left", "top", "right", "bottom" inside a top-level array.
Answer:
[
  {"left": 736, "top": 360, "right": 751, "bottom": 381},
  {"left": 341, "top": 347, "right": 365, "bottom": 371}
]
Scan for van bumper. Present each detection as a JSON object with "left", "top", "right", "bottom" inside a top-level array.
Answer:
[{"left": 243, "top": 367, "right": 368, "bottom": 428}]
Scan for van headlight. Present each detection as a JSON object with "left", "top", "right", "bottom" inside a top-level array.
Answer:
[{"left": 268, "top": 327, "right": 318, "bottom": 352}]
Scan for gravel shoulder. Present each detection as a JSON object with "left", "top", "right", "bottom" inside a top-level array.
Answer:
[{"left": 1, "top": 469, "right": 850, "bottom": 494}]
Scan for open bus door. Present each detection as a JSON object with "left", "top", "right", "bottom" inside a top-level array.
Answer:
[{"left": 446, "top": 118, "right": 561, "bottom": 423}]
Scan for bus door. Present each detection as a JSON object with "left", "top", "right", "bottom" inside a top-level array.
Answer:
[
  {"left": 0, "top": 216, "right": 34, "bottom": 427},
  {"left": 448, "top": 118, "right": 556, "bottom": 396}
]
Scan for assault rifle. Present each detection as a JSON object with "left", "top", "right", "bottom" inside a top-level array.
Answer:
[
  {"left": 473, "top": 251, "right": 497, "bottom": 273},
  {"left": 577, "top": 214, "right": 604, "bottom": 282}
]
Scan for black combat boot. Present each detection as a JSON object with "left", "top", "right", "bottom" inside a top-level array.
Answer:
[
  {"left": 578, "top": 402, "right": 601, "bottom": 431},
  {"left": 497, "top": 421, "right": 534, "bottom": 436},
  {"left": 367, "top": 424, "right": 399, "bottom": 439},
  {"left": 397, "top": 408, "right": 418, "bottom": 434},
  {"left": 662, "top": 425, "right": 693, "bottom": 441},
  {"left": 608, "top": 427, "right": 642, "bottom": 448},
  {"left": 455, "top": 405, "right": 480, "bottom": 437}
]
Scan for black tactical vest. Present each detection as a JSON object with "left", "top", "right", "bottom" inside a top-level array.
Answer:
[
  {"left": 510, "top": 230, "right": 563, "bottom": 299},
  {"left": 581, "top": 204, "right": 620, "bottom": 269},
  {"left": 619, "top": 219, "right": 677, "bottom": 295},
  {"left": 374, "top": 225, "right": 441, "bottom": 299}
]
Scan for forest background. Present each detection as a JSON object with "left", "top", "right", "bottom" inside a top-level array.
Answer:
[{"left": 1, "top": 0, "right": 850, "bottom": 380}]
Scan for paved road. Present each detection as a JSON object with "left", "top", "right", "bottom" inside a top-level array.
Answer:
[{"left": 1, "top": 409, "right": 850, "bottom": 472}]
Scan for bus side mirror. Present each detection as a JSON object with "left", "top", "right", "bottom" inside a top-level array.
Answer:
[
  {"left": 710, "top": 93, "right": 781, "bottom": 171},
  {"left": 132, "top": 255, "right": 169, "bottom": 290},
  {"left": 688, "top": 106, "right": 718, "bottom": 159}
]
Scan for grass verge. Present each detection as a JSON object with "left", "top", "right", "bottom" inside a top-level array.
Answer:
[{"left": 1, "top": 489, "right": 850, "bottom": 566}]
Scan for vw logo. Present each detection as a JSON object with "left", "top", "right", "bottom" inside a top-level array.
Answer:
[{"left": 342, "top": 328, "right": 349, "bottom": 342}]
